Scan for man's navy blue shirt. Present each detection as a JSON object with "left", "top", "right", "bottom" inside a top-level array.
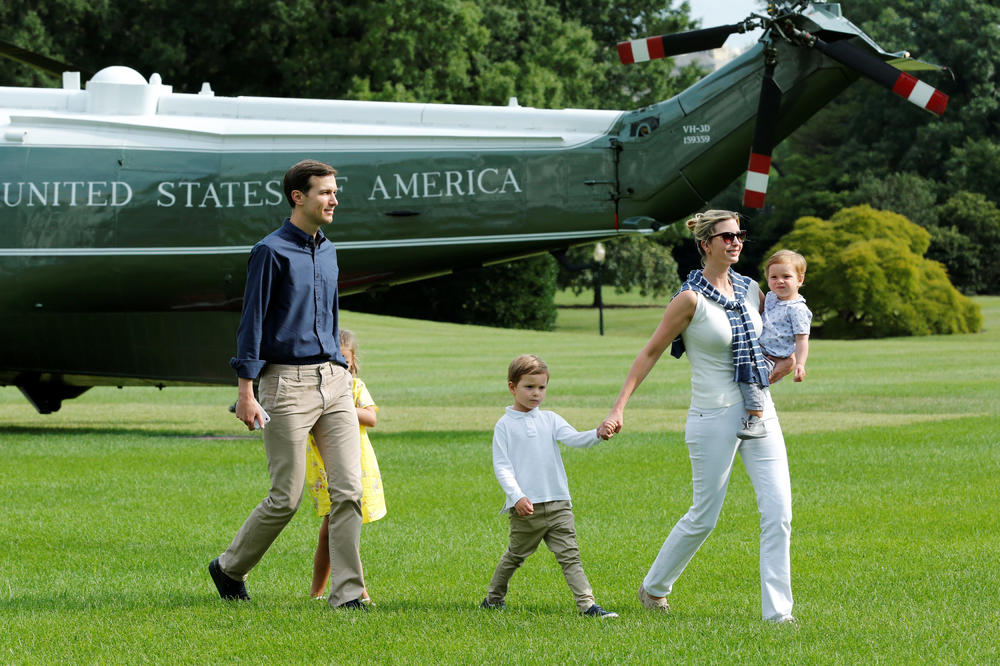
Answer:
[{"left": 230, "top": 218, "right": 347, "bottom": 379}]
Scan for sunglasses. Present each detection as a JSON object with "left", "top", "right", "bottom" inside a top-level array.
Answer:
[{"left": 709, "top": 230, "right": 748, "bottom": 245}]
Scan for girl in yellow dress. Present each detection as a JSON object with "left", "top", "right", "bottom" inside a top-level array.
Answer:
[{"left": 306, "top": 328, "right": 386, "bottom": 602}]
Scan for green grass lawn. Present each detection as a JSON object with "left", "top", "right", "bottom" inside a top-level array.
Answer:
[{"left": 1, "top": 297, "right": 997, "bottom": 663}]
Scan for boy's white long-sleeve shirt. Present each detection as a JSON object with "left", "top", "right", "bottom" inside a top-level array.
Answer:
[{"left": 492, "top": 406, "right": 600, "bottom": 511}]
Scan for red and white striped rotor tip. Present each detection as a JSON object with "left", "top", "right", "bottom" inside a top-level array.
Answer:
[
  {"left": 743, "top": 153, "right": 771, "bottom": 209},
  {"left": 617, "top": 38, "right": 666, "bottom": 65},
  {"left": 892, "top": 71, "right": 948, "bottom": 115}
]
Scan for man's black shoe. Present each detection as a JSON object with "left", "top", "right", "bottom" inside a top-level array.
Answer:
[
  {"left": 209, "top": 558, "right": 250, "bottom": 601},
  {"left": 337, "top": 598, "right": 369, "bottom": 611},
  {"left": 582, "top": 603, "right": 618, "bottom": 618}
]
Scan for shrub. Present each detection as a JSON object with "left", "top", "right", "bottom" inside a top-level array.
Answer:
[
  {"left": 765, "top": 206, "right": 982, "bottom": 338},
  {"left": 342, "top": 254, "right": 558, "bottom": 331}
]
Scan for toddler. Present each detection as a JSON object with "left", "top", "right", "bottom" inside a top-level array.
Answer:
[{"left": 739, "top": 250, "right": 812, "bottom": 439}]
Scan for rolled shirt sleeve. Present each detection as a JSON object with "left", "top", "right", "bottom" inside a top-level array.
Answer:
[{"left": 229, "top": 243, "right": 277, "bottom": 380}]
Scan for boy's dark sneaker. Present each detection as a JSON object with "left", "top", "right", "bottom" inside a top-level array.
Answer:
[
  {"left": 208, "top": 558, "right": 250, "bottom": 601},
  {"left": 480, "top": 597, "right": 505, "bottom": 610},
  {"left": 582, "top": 604, "right": 618, "bottom": 618},
  {"left": 337, "top": 598, "right": 369, "bottom": 611}
]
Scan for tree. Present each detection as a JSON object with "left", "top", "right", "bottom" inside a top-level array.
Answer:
[
  {"left": 944, "top": 139, "right": 1000, "bottom": 205},
  {"left": 848, "top": 172, "right": 941, "bottom": 230},
  {"left": 555, "top": 0, "right": 704, "bottom": 110},
  {"left": 342, "top": 0, "right": 606, "bottom": 108},
  {"left": 556, "top": 236, "right": 680, "bottom": 304},
  {"left": 765, "top": 206, "right": 981, "bottom": 338},
  {"left": 1, "top": 0, "right": 328, "bottom": 95},
  {"left": 930, "top": 191, "right": 1000, "bottom": 294}
]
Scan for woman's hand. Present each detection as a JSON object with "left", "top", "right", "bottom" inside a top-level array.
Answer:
[
  {"left": 599, "top": 409, "right": 624, "bottom": 438},
  {"left": 768, "top": 355, "right": 795, "bottom": 383}
]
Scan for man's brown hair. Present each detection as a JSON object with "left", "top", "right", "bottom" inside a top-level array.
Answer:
[{"left": 283, "top": 159, "right": 337, "bottom": 208}]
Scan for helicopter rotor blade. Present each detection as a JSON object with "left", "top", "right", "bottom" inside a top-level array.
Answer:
[
  {"left": 0, "top": 39, "right": 90, "bottom": 80},
  {"left": 743, "top": 52, "right": 782, "bottom": 209},
  {"left": 618, "top": 23, "right": 745, "bottom": 64},
  {"left": 812, "top": 37, "right": 948, "bottom": 116}
]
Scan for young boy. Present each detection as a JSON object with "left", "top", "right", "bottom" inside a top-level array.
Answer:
[
  {"left": 480, "top": 354, "right": 617, "bottom": 618},
  {"left": 739, "top": 250, "right": 812, "bottom": 439}
]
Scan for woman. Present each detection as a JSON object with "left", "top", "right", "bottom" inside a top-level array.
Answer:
[{"left": 599, "top": 210, "right": 797, "bottom": 624}]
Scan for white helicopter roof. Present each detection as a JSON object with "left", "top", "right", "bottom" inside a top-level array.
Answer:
[{"left": 1, "top": 67, "right": 624, "bottom": 152}]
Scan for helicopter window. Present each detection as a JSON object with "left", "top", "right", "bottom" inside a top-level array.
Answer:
[{"left": 629, "top": 116, "right": 659, "bottom": 137}]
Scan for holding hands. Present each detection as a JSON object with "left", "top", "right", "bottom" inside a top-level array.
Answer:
[{"left": 597, "top": 411, "right": 623, "bottom": 440}]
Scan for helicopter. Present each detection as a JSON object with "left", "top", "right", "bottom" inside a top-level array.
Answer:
[{"left": 0, "top": 1, "right": 948, "bottom": 413}]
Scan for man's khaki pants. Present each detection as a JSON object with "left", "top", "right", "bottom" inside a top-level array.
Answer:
[
  {"left": 486, "top": 500, "right": 595, "bottom": 612},
  {"left": 219, "top": 362, "right": 363, "bottom": 607}
]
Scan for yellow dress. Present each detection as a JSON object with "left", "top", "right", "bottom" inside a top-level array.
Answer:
[{"left": 305, "top": 377, "right": 386, "bottom": 523}]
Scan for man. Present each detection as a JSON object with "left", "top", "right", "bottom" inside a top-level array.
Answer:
[{"left": 208, "top": 159, "right": 366, "bottom": 610}]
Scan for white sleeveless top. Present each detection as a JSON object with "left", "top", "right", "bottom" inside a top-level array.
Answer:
[{"left": 681, "top": 289, "right": 763, "bottom": 408}]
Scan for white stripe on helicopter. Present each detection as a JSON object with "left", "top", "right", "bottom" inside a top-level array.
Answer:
[{"left": 0, "top": 229, "right": 635, "bottom": 256}]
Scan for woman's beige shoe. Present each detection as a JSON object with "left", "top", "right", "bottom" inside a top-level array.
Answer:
[{"left": 638, "top": 585, "right": 670, "bottom": 612}]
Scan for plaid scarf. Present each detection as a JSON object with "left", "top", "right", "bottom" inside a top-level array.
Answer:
[{"left": 669, "top": 268, "right": 770, "bottom": 387}]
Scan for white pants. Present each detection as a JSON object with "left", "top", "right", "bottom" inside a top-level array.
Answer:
[{"left": 643, "top": 399, "right": 793, "bottom": 621}]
